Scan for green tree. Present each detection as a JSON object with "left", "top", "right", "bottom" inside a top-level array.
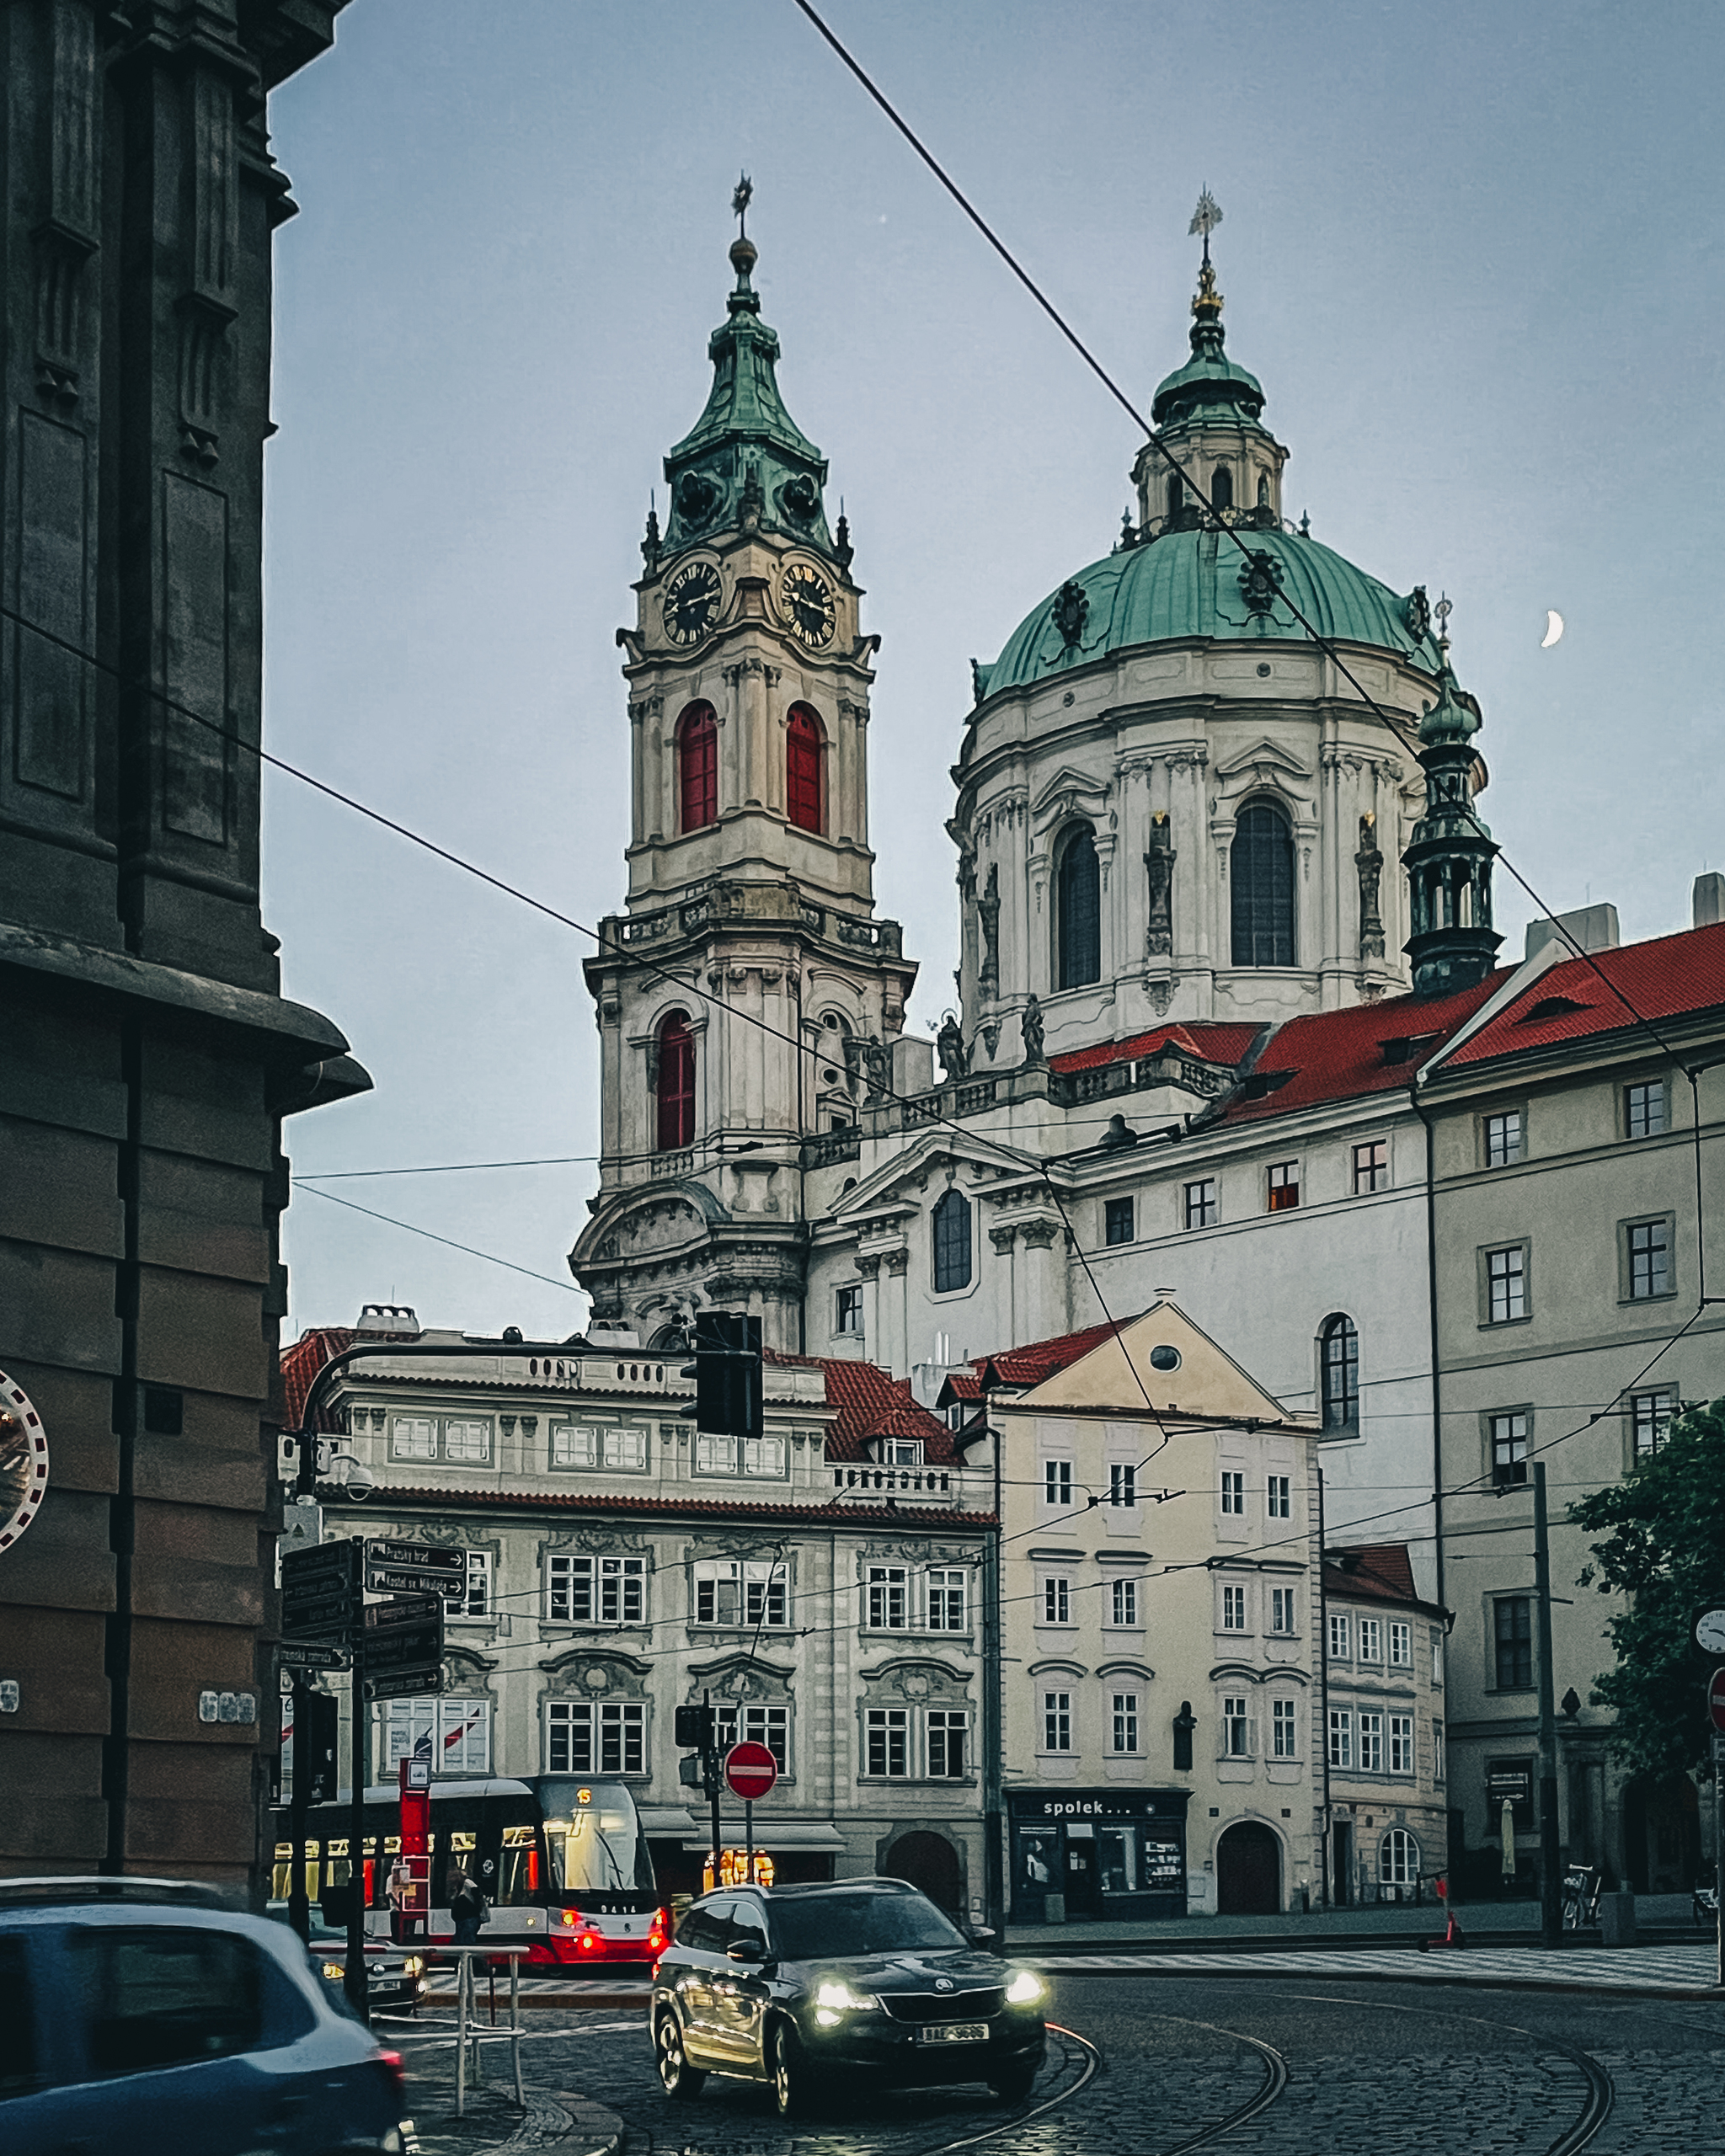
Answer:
[{"left": 1570, "top": 1395, "right": 1725, "bottom": 1781}]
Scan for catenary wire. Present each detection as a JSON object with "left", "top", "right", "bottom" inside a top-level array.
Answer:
[{"left": 296, "top": 1185, "right": 581, "bottom": 1294}]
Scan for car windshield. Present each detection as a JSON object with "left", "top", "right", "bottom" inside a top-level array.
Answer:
[{"left": 768, "top": 1893, "right": 966, "bottom": 1961}]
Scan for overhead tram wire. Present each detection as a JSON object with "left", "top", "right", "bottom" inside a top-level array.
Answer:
[
  {"left": 788, "top": 0, "right": 1697, "bottom": 1078},
  {"left": 295, "top": 1184, "right": 582, "bottom": 1294},
  {"left": 296, "top": 1155, "right": 599, "bottom": 1181}
]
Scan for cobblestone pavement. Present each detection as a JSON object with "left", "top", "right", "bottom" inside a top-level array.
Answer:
[
  {"left": 387, "top": 1976, "right": 1725, "bottom": 2155},
  {"left": 1038, "top": 1942, "right": 1722, "bottom": 1995}
]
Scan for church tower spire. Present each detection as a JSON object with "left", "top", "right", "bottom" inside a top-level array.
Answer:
[
  {"left": 572, "top": 212, "right": 916, "bottom": 1353},
  {"left": 1401, "top": 643, "right": 1502, "bottom": 996}
]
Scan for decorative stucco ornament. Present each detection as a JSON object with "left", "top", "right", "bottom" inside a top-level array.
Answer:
[{"left": 0, "top": 1370, "right": 49, "bottom": 1555}]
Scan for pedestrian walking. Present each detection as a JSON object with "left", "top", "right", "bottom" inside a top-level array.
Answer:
[{"left": 449, "top": 1863, "right": 486, "bottom": 1945}]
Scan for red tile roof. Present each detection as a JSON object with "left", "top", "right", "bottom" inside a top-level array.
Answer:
[
  {"left": 280, "top": 1327, "right": 357, "bottom": 1430},
  {"left": 1322, "top": 1543, "right": 1447, "bottom": 1616},
  {"left": 1218, "top": 973, "right": 1505, "bottom": 1125},
  {"left": 976, "top": 1315, "right": 1146, "bottom": 1389},
  {"left": 1441, "top": 922, "right": 1725, "bottom": 1068},
  {"left": 1050, "top": 1021, "right": 1261, "bottom": 1075}
]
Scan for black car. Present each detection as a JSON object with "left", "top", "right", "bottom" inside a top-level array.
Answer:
[{"left": 650, "top": 1877, "right": 1046, "bottom": 2119}]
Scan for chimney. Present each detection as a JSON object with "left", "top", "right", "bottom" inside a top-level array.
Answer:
[
  {"left": 1524, "top": 903, "right": 1620, "bottom": 964},
  {"left": 1694, "top": 873, "right": 1724, "bottom": 929}
]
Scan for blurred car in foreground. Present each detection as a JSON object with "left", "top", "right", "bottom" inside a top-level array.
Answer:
[{"left": 267, "top": 1904, "right": 426, "bottom": 2015}]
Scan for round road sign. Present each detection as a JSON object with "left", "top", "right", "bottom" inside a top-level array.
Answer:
[
  {"left": 724, "top": 1740, "right": 778, "bottom": 1801},
  {"left": 1710, "top": 1668, "right": 1725, "bottom": 1735}
]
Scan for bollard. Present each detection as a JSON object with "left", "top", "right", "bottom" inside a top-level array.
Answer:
[{"left": 1599, "top": 1889, "right": 1637, "bottom": 1946}]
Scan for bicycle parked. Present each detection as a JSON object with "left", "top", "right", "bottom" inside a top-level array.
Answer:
[{"left": 1560, "top": 1865, "right": 1602, "bottom": 1929}]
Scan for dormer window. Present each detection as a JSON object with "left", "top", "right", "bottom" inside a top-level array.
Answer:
[{"left": 879, "top": 1438, "right": 923, "bottom": 1467}]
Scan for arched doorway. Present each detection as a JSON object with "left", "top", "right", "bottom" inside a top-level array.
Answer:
[
  {"left": 1216, "top": 1822, "right": 1281, "bottom": 1915},
  {"left": 882, "top": 1831, "right": 963, "bottom": 1915}
]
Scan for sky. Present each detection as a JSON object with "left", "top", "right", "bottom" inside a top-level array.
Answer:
[{"left": 263, "top": 0, "right": 1725, "bottom": 1345}]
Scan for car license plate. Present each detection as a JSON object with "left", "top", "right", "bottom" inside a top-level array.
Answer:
[{"left": 915, "top": 2020, "right": 990, "bottom": 2046}]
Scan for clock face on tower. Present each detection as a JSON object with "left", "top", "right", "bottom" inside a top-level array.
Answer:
[
  {"left": 662, "top": 560, "right": 722, "bottom": 646},
  {"left": 781, "top": 562, "right": 836, "bottom": 648}
]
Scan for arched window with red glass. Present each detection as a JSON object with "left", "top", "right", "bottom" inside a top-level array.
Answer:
[
  {"left": 655, "top": 1010, "right": 696, "bottom": 1152},
  {"left": 676, "top": 702, "right": 718, "bottom": 833},
  {"left": 786, "top": 703, "right": 825, "bottom": 834}
]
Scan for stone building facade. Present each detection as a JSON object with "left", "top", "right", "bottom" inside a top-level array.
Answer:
[
  {"left": 0, "top": 0, "right": 360, "bottom": 1892},
  {"left": 281, "top": 1312, "right": 995, "bottom": 1913}
]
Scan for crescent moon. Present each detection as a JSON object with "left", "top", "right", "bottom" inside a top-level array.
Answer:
[{"left": 1541, "top": 610, "right": 1563, "bottom": 648}]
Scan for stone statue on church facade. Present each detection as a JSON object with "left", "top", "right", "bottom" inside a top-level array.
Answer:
[
  {"left": 937, "top": 1013, "right": 969, "bottom": 1083},
  {"left": 1145, "top": 814, "right": 1175, "bottom": 957},
  {"left": 978, "top": 862, "right": 1001, "bottom": 999},
  {"left": 1020, "top": 993, "right": 1045, "bottom": 1066},
  {"left": 1356, "top": 812, "right": 1386, "bottom": 961}
]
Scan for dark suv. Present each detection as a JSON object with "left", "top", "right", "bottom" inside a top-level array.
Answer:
[
  {"left": 0, "top": 1877, "right": 416, "bottom": 2155},
  {"left": 650, "top": 1877, "right": 1045, "bottom": 2118}
]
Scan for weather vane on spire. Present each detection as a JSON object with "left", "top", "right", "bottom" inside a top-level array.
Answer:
[
  {"left": 1434, "top": 591, "right": 1454, "bottom": 651},
  {"left": 1188, "top": 189, "right": 1223, "bottom": 265},
  {"left": 732, "top": 172, "right": 753, "bottom": 239}
]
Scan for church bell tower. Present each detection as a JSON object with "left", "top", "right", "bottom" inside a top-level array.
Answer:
[{"left": 571, "top": 210, "right": 917, "bottom": 1351}]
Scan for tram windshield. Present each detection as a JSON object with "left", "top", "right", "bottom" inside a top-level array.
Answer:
[{"left": 536, "top": 1778, "right": 655, "bottom": 1896}]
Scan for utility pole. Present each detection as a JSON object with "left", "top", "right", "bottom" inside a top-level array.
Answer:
[
  {"left": 982, "top": 1473, "right": 1005, "bottom": 1942},
  {"left": 1532, "top": 1464, "right": 1562, "bottom": 1948}
]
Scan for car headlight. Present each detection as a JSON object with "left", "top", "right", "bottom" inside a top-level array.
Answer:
[
  {"left": 403, "top": 1956, "right": 425, "bottom": 1977},
  {"left": 814, "top": 1978, "right": 873, "bottom": 2012},
  {"left": 322, "top": 1961, "right": 345, "bottom": 1981},
  {"left": 1006, "top": 1968, "right": 1044, "bottom": 2006}
]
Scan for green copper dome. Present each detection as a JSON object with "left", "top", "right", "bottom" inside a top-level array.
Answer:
[{"left": 975, "top": 527, "right": 1444, "bottom": 702}]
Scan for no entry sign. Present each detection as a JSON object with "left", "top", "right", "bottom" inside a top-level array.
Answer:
[
  {"left": 724, "top": 1741, "right": 778, "bottom": 1801},
  {"left": 1709, "top": 1667, "right": 1725, "bottom": 1734}
]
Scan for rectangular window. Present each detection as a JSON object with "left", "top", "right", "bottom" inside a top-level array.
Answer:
[
  {"left": 1272, "top": 1699, "right": 1298, "bottom": 1758},
  {"left": 1044, "top": 1459, "right": 1073, "bottom": 1508},
  {"left": 1494, "top": 1597, "right": 1534, "bottom": 1689},
  {"left": 1632, "top": 1389, "right": 1675, "bottom": 1459},
  {"left": 927, "top": 1710, "right": 968, "bottom": 1779},
  {"left": 391, "top": 1417, "right": 435, "bottom": 1461},
  {"left": 1103, "top": 1196, "right": 1135, "bottom": 1246},
  {"left": 1327, "top": 1708, "right": 1353, "bottom": 1769},
  {"left": 927, "top": 1568, "right": 967, "bottom": 1631},
  {"left": 1491, "top": 1410, "right": 1529, "bottom": 1488},
  {"left": 1486, "top": 1245, "right": 1527, "bottom": 1323},
  {"left": 1266, "top": 1475, "right": 1290, "bottom": 1519},
  {"left": 1626, "top": 1081, "right": 1667, "bottom": 1139},
  {"left": 694, "top": 1432, "right": 737, "bottom": 1475},
  {"left": 549, "top": 1423, "right": 597, "bottom": 1470},
  {"left": 1389, "top": 1621, "right": 1412, "bottom": 1668},
  {"left": 546, "top": 1700, "right": 644, "bottom": 1776},
  {"left": 1432, "top": 1630, "right": 1445, "bottom": 1688},
  {"left": 387, "top": 1698, "right": 490, "bottom": 1775},
  {"left": 1358, "top": 1618, "right": 1382, "bottom": 1662},
  {"left": 462, "top": 1550, "right": 491, "bottom": 1619},
  {"left": 602, "top": 1427, "right": 648, "bottom": 1471},
  {"left": 1220, "top": 1470, "right": 1245, "bottom": 1516},
  {"left": 715, "top": 1703, "right": 789, "bottom": 1774},
  {"left": 1626, "top": 1218, "right": 1671, "bottom": 1299},
  {"left": 1270, "top": 1586, "right": 1296, "bottom": 1635},
  {"left": 1358, "top": 1710, "right": 1383, "bottom": 1772},
  {"left": 1111, "top": 1693, "right": 1140, "bottom": 1754},
  {"left": 882, "top": 1438, "right": 923, "bottom": 1466},
  {"left": 547, "top": 1554, "right": 645, "bottom": 1625},
  {"left": 1353, "top": 1139, "right": 1390, "bottom": 1193},
  {"left": 1110, "top": 1577, "right": 1139, "bottom": 1628},
  {"left": 1222, "top": 1695, "right": 1250, "bottom": 1757},
  {"left": 1042, "top": 1691, "right": 1072, "bottom": 1753},
  {"left": 1266, "top": 1161, "right": 1300, "bottom": 1211},
  {"left": 865, "top": 1707, "right": 910, "bottom": 1778},
  {"left": 1184, "top": 1177, "right": 1219, "bottom": 1230},
  {"left": 835, "top": 1284, "right": 863, "bottom": 1335},
  {"left": 1484, "top": 1109, "right": 1523, "bottom": 1167},
  {"left": 1221, "top": 1583, "right": 1247, "bottom": 1631},
  {"left": 741, "top": 1434, "right": 787, "bottom": 1477},
  {"left": 1390, "top": 1715, "right": 1415, "bottom": 1774},
  {"left": 1433, "top": 1720, "right": 1446, "bottom": 1782},
  {"left": 868, "top": 1566, "right": 909, "bottom": 1630},
  {"left": 1042, "top": 1575, "right": 1071, "bottom": 1625},
  {"left": 443, "top": 1419, "right": 490, "bottom": 1464},
  {"left": 1327, "top": 1613, "right": 1351, "bottom": 1661},
  {"left": 1109, "top": 1461, "right": 1137, "bottom": 1508},
  {"left": 694, "top": 1560, "right": 785, "bottom": 1629}
]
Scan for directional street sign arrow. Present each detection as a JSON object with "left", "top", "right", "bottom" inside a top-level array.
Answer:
[
  {"left": 284, "top": 1540, "right": 360, "bottom": 1581},
  {"left": 366, "top": 1564, "right": 464, "bottom": 1599},
  {"left": 280, "top": 1595, "right": 355, "bottom": 1643},
  {"left": 277, "top": 1641, "right": 350, "bottom": 1672},
  {"left": 363, "top": 1668, "right": 443, "bottom": 1704},
  {"left": 360, "top": 1624, "right": 443, "bottom": 1673},
  {"left": 363, "top": 1593, "right": 443, "bottom": 1631},
  {"left": 366, "top": 1540, "right": 464, "bottom": 1578}
]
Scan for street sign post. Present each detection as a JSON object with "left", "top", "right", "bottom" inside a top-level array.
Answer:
[
  {"left": 366, "top": 1541, "right": 465, "bottom": 1598},
  {"left": 1708, "top": 1667, "right": 1725, "bottom": 1734},
  {"left": 363, "top": 1668, "right": 443, "bottom": 1703},
  {"left": 724, "top": 1742, "right": 777, "bottom": 1886},
  {"left": 278, "top": 1641, "right": 350, "bottom": 1673}
]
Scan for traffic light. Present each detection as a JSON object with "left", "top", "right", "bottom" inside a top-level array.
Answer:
[
  {"left": 302, "top": 1689, "right": 339, "bottom": 1804},
  {"left": 674, "top": 1703, "right": 715, "bottom": 1750},
  {"left": 683, "top": 1311, "right": 763, "bottom": 1440}
]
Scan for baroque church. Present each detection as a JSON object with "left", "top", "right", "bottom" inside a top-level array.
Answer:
[
  {"left": 570, "top": 211, "right": 1498, "bottom": 1391},
  {"left": 570, "top": 211, "right": 1725, "bottom": 1902}
]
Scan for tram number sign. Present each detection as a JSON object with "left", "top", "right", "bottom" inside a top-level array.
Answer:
[
  {"left": 1708, "top": 1666, "right": 1725, "bottom": 1735},
  {"left": 723, "top": 1741, "right": 778, "bottom": 1801}
]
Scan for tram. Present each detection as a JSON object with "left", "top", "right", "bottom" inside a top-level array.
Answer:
[{"left": 272, "top": 1774, "right": 668, "bottom": 1967}]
